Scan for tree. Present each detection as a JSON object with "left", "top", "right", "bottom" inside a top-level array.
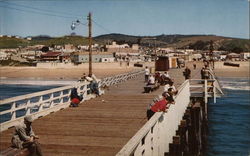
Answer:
[{"left": 41, "top": 46, "right": 49, "bottom": 52}]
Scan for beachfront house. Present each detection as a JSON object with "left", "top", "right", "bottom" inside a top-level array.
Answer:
[
  {"left": 227, "top": 53, "right": 240, "bottom": 61},
  {"left": 240, "top": 52, "right": 250, "bottom": 60},
  {"left": 40, "top": 52, "right": 62, "bottom": 62},
  {"left": 71, "top": 51, "right": 114, "bottom": 64}
]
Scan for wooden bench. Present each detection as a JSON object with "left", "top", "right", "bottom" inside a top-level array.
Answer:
[
  {"left": 0, "top": 147, "right": 30, "bottom": 156},
  {"left": 144, "top": 84, "right": 160, "bottom": 93}
]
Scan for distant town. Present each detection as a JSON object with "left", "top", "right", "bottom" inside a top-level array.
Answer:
[{"left": 0, "top": 34, "right": 249, "bottom": 68}]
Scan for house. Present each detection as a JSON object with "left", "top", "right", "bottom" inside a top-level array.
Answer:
[
  {"left": 40, "top": 52, "right": 62, "bottom": 62},
  {"left": 106, "top": 41, "right": 129, "bottom": 49},
  {"left": 220, "top": 54, "right": 227, "bottom": 60},
  {"left": 227, "top": 53, "right": 240, "bottom": 60},
  {"left": 132, "top": 44, "right": 139, "bottom": 50},
  {"left": 71, "top": 52, "right": 114, "bottom": 63},
  {"left": 0, "top": 52, "right": 9, "bottom": 60},
  {"left": 64, "top": 44, "right": 76, "bottom": 52},
  {"left": 240, "top": 52, "right": 250, "bottom": 60}
]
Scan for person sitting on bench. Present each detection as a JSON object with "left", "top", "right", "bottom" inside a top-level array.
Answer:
[
  {"left": 147, "top": 74, "right": 155, "bottom": 85},
  {"left": 161, "top": 71, "right": 171, "bottom": 85},
  {"left": 11, "top": 115, "right": 43, "bottom": 156}
]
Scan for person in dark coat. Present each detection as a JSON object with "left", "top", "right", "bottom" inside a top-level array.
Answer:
[
  {"left": 70, "top": 88, "right": 83, "bottom": 107},
  {"left": 183, "top": 67, "right": 191, "bottom": 80}
]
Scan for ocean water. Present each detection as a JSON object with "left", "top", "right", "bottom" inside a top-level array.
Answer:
[
  {"left": 0, "top": 79, "right": 76, "bottom": 100},
  {"left": 207, "top": 77, "right": 250, "bottom": 156},
  {"left": 0, "top": 79, "right": 73, "bottom": 123}
]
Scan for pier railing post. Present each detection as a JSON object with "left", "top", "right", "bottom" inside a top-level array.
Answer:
[
  {"left": 213, "top": 80, "right": 216, "bottom": 103},
  {"left": 204, "top": 80, "right": 208, "bottom": 104}
]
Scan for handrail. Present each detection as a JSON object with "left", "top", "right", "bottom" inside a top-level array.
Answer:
[
  {"left": 189, "top": 69, "right": 223, "bottom": 103},
  {"left": 0, "top": 69, "right": 144, "bottom": 132},
  {"left": 116, "top": 80, "right": 190, "bottom": 156}
]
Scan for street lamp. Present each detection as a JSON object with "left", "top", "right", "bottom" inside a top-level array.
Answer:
[
  {"left": 71, "top": 20, "right": 84, "bottom": 30},
  {"left": 70, "top": 13, "right": 92, "bottom": 76}
]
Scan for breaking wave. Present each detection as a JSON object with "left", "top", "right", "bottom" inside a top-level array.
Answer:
[
  {"left": 0, "top": 78, "right": 76, "bottom": 86},
  {"left": 219, "top": 78, "right": 250, "bottom": 91}
]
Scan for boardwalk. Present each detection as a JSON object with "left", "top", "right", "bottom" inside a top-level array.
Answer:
[{"left": 0, "top": 63, "right": 202, "bottom": 155}]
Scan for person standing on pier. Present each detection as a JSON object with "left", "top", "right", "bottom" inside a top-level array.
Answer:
[
  {"left": 201, "top": 67, "right": 205, "bottom": 79},
  {"left": 144, "top": 66, "right": 150, "bottom": 82},
  {"left": 183, "top": 67, "right": 191, "bottom": 80},
  {"left": 193, "top": 59, "right": 197, "bottom": 69},
  {"left": 11, "top": 116, "right": 43, "bottom": 156},
  {"left": 203, "top": 66, "right": 211, "bottom": 79}
]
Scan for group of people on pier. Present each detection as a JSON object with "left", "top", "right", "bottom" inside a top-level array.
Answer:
[
  {"left": 145, "top": 67, "right": 178, "bottom": 120},
  {"left": 69, "top": 73, "right": 101, "bottom": 107}
]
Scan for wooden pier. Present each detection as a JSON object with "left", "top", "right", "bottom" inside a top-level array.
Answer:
[
  {"left": 0, "top": 63, "right": 222, "bottom": 156},
  {"left": 0, "top": 74, "right": 165, "bottom": 155}
]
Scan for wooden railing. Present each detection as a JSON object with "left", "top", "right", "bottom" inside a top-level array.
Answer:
[
  {"left": 189, "top": 69, "right": 223, "bottom": 104},
  {"left": 100, "top": 70, "right": 144, "bottom": 87},
  {"left": 116, "top": 80, "right": 190, "bottom": 156},
  {"left": 0, "top": 69, "right": 144, "bottom": 132}
]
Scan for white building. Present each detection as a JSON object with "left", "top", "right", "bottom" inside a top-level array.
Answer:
[
  {"left": 132, "top": 44, "right": 139, "bottom": 50},
  {"left": 0, "top": 52, "right": 9, "bottom": 60},
  {"left": 101, "top": 57, "right": 115, "bottom": 63},
  {"left": 106, "top": 41, "right": 129, "bottom": 49},
  {"left": 240, "top": 52, "right": 250, "bottom": 60}
]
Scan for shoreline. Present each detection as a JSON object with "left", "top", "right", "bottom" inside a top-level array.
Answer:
[
  {"left": 0, "top": 61, "right": 248, "bottom": 81},
  {"left": 0, "top": 66, "right": 138, "bottom": 80},
  {"left": 214, "top": 61, "right": 249, "bottom": 78},
  {"left": 214, "top": 68, "right": 249, "bottom": 78}
]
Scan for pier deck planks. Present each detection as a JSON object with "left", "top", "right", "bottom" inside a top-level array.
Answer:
[{"left": 0, "top": 75, "right": 164, "bottom": 156}]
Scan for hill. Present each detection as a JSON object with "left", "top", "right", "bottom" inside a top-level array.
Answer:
[
  {"left": 94, "top": 33, "right": 250, "bottom": 52},
  {"left": 31, "top": 35, "right": 89, "bottom": 46},
  {"left": 0, "top": 37, "right": 29, "bottom": 49},
  {"left": 0, "top": 34, "right": 249, "bottom": 52}
]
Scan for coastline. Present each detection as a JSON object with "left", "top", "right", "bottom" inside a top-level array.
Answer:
[
  {"left": 0, "top": 66, "right": 138, "bottom": 80},
  {"left": 214, "top": 67, "right": 249, "bottom": 78},
  {"left": 214, "top": 61, "right": 249, "bottom": 78}
]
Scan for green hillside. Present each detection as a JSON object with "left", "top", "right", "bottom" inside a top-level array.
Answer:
[
  {"left": 0, "top": 37, "right": 29, "bottom": 49},
  {"left": 31, "top": 36, "right": 90, "bottom": 46},
  {"left": 1, "top": 34, "right": 249, "bottom": 53}
]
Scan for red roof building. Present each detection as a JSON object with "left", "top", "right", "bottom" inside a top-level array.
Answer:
[{"left": 40, "top": 52, "right": 62, "bottom": 62}]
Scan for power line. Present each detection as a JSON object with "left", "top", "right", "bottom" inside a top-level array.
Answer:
[
  {"left": 91, "top": 19, "right": 111, "bottom": 34},
  {"left": 0, "top": 5, "right": 80, "bottom": 19},
  {"left": 0, "top": 1, "right": 83, "bottom": 18}
]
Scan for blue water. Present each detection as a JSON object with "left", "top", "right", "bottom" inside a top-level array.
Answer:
[
  {"left": 207, "top": 78, "right": 250, "bottom": 156},
  {"left": 0, "top": 84, "right": 62, "bottom": 100}
]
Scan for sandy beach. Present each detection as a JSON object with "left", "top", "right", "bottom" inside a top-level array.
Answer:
[
  {"left": 0, "top": 67, "right": 138, "bottom": 80},
  {"left": 214, "top": 68, "right": 249, "bottom": 78},
  {"left": 0, "top": 61, "right": 248, "bottom": 80},
  {"left": 213, "top": 61, "right": 249, "bottom": 78}
]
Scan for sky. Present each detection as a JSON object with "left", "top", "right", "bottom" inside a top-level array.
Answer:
[{"left": 0, "top": 0, "right": 249, "bottom": 39}]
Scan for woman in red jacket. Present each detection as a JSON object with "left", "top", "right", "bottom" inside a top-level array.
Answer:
[{"left": 147, "top": 92, "right": 174, "bottom": 120}]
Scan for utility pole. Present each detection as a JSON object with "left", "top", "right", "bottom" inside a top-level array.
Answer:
[
  {"left": 209, "top": 40, "right": 214, "bottom": 69},
  {"left": 87, "top": 12, "right": 92, "bottom": 76}
]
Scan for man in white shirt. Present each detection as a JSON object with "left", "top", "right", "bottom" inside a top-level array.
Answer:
[
  {"left": 164, "top": 81, "right": 177, "bottom": 94},
  {"left": 147, "top": 75, "right": 155, "bottom": 85}
]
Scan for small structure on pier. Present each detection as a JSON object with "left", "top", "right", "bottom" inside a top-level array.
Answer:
[{"left": 155, "top": 56, "right": 178, "bottom": 71}]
